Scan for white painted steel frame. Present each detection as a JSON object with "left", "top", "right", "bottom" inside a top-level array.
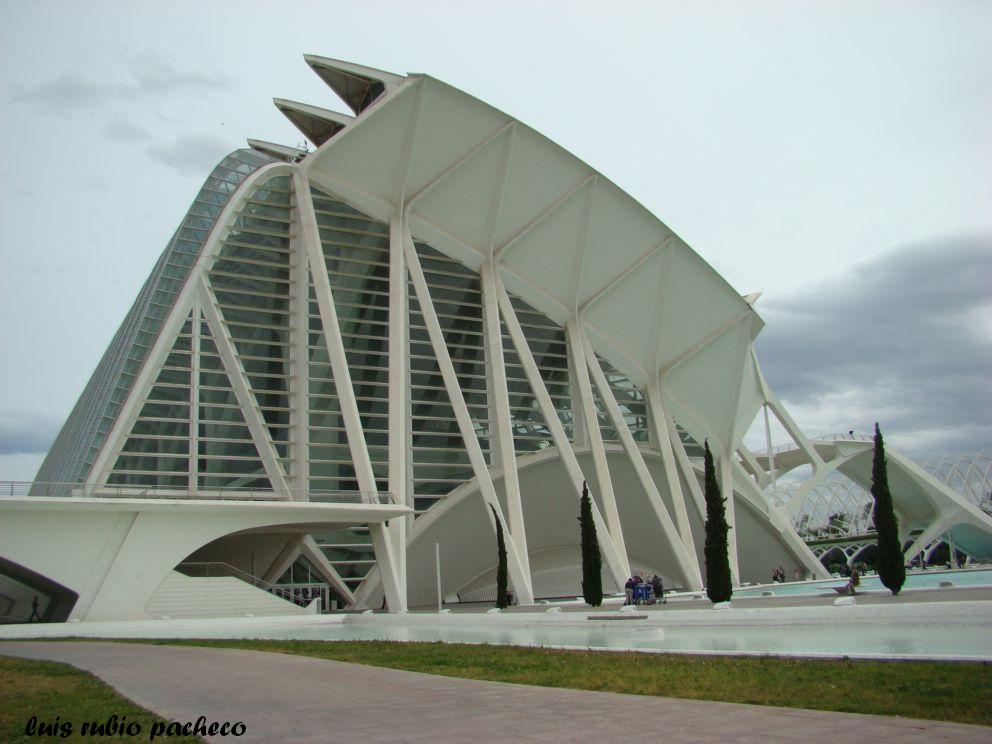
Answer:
[
  {"left": 584, "top": 339, "right": 703, "bottom": 590},
  {"left": 189, "top": 304, "right": 201, "bottom": 493},
  {"left": 89, "top": 162, "right": 400, "bottom": 612},
  {"left": 294, "top": 169, "right": 406, "bottom": 612},
  {"left": 645, "top": 381, "right": 699, "bottom": 568},
  {"left": 88, "top": 162, "right": 293, "bottom": 487},
  {"left": 482, "top": 261, "right": 534, "bottom": 602},
  {"left": 289, "top": 179, "right": 311, "bottom": 497},
  {"left": 57, "top": 58, "right": 992, "bottom": 615},
  {"left": 404, "top": 232, "right": 534, "bottom": 603},
  {"left": 494, "top": 274, "right": 629, "bottom": 591},
  {"left": 198, "top": 284, "right": 291, "bottom": 495},
  {"left": 566, "top": 319, "right": 628, "bottom": 577}
]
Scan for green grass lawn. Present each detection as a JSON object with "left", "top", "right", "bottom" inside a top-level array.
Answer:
[
  {"left": 0, "top": 656, "right": 202, "bottom": 744},
  {"left": 142, "top": 639, "right": 992, "bottom": 726}
]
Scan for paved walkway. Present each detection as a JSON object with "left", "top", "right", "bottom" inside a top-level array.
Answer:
[{"left": 2, "top": 642, "right": 989, "bottom": 743}]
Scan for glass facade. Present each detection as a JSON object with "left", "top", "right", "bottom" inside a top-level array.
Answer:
[
  {"left": 36, "top": 149, "right": 276, "bottom": 491},
  {"left": 38, "top": 151, "right": 659, "bottom": 595},
  {"left": 106, "top": 175, "right": 291, "bottom": 489}
]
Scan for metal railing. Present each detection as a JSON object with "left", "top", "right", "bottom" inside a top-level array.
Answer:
[
  {"left": 177, "top": 561, "right": 328, "bottom": 609},
  {"left": 770, "top": 433, "right": 873, "bottom": 455},
  {"left": 0, "top": 481, "right": 393, "bottom": 505}
]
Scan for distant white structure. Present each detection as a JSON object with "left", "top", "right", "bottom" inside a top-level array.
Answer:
[
  {"left": 783, "top": 448, "right": 992, "bottom": 568},
  {"left": 3, "top": 57, "right": 990, "bottom": 622}
]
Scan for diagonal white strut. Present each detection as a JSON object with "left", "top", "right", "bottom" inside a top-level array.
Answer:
[
  {"left": 481, "top": 260, "right": 533, "bottom": 601},
  {"left": 198, "top": 284, "right": 290, "bottom": 495},
  {"left": 495, "top": 275, "right": 629, "bottom": 591},
  {"left": 584, "top": 339, "right": 703, "bottom": 590},
  {"left": 405, "top": 233, "right": 534, "bottom": 604},
  {"left": 645, "top": 381, "right": 697, "bottom": 561},
  {"left": 566, "top": 319, "right": 630, "bottom": 578},
  {"left": 293, "top": 169, "right": 406, "bottom": 612}
]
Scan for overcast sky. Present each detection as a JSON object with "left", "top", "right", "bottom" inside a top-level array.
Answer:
[{"left": 1, "top": 0, "right": 989, "bottom": 481}]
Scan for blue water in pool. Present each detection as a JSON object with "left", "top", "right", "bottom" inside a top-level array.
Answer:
[{"left": 733, "top": 568, "right": 992, "bottom": 598}]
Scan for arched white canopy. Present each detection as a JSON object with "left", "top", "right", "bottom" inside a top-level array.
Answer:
[{"left": 299, "top": 68, "right": 763, "bottom": 456}]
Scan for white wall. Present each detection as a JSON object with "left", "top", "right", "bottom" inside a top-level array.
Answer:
[{"left": 145, "top": 572, "right": 315, "bottom": 619}]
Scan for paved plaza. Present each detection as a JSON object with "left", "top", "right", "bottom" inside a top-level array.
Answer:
[{"left": 3, "top": 641, "right": 989, "bottom": 743}]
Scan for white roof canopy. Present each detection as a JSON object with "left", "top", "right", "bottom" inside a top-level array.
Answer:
[
  {"left": 297, "top": 63, "right": 763, "bottom": 453},
  {"left": 273, "top": 99, "right": 354, "bottom": 146}
]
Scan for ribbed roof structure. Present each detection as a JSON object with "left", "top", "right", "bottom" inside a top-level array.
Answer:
[{"left": 25, "top": 57, "right": 992, "bottom": 615}]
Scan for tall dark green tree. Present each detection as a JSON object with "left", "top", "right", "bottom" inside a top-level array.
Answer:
[
  {"left": 490, "top": 505, "right": 509, "bottom": 608},
  {"left": 703, "top": 441, "right": 733, "bottom": 603},
  {"left": 871, "top": 423, "right": 905, "bottom": 595},
  {"left": 578, "top": 481, "right": 603, "bottom": 606}
]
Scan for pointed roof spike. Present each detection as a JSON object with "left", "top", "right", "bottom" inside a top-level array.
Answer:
[
  {"left": 273, "top": 98, "right": 354, "bottom": 146},
  {"left": 247, "top": 139, "right": 307, "bottom": 163},
  {"left": 742, "top": 292, "right": 762, "bottom": 305},
  {"left": 303, "top": 55, "right": 404, "bottom": 115}
]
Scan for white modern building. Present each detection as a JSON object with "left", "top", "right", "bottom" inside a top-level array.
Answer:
[{"left": 3, "top": 57, "right": 991, "bottom": 622}]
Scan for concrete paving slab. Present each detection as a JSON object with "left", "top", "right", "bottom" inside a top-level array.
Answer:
[{"left": 2, "top": 642, "right": 989, "bottom": 743}]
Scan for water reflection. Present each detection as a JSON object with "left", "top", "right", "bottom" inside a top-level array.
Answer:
[{"left": 183, "top": 618, "right": 989, "bottom": 658}]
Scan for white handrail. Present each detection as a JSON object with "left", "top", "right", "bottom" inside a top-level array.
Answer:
[{"left": 0, "top": 481, "right": 393, "bottom": 505}]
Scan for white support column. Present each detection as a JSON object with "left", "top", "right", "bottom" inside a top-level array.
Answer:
[
  {"left": 584, "top": 341, "right": 702, "bottom": 590},
  {"left": 262, "top": 537, "right": 301, "bottom": 583},
  {"left": 666, "top": 417, "right": 707, "bottom": 524},
  {"left": 495, "top": 277, "right": 628, "bottom": 591},
  {"left": 767, "top": 398, "right": 827, "bottom": 475},
  {"left": 718, "top": 451, "right": 741, "bottom": 587},
  {"left": 567, "top": 319, "right": 629, "bottom": 577},
  {"left": 763, "top": 404, "right": 777, "bottom": 502},
  {"left": 645, "top": 380, "right": 698, "bottom": 558},
  {"left": 736, "top": 445, "right": 770, "bottom": 490},
  {"left": 198, "top": 285, "right": 290, "bottom": 495},
  {"left": 566, "top": 327, "right": 587, "bottom": 448},
  {"left": 293, "top": 169, "right": 406, "bottom": 612},
  {"left": 299, "top": 535, "right": 357, "bottom": 607},
  {"left": 288, "top": 176, "right": 311, "bottom": 499},
  {"left": 405, "top": 239, "right": 534, "bottom": 603},
  {"left": 730, "top": 457, "right": 829, "bottom": 579},
  {"left": 189, "top": 306, "right": 201, "bottom": 493},
  {"left": 381, "top": 79, "right": 423, "bottom": 601},
  {"left": 369, "top": 522, "right": 404, "bottom": 611},
  {"left": 388, "top": 213, "right": 411, "bottom": 591},
  {"left": 481, "top": 261, "right": 533, "bottom": 601}
]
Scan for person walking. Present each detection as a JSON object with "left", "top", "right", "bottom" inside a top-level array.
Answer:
[
  {"left": 651, "top": 574, "right": 665, "bottom": 604},
  {"left": 845, "top": 566, "right": 860, "bottom": 595},
  {"left": 29, "top": 596, "right": 42, "bottom": 622}
]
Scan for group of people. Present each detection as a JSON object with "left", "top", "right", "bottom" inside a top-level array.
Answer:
[
  {"left": 624, "top": 574, "right": 666, "bottom": 605},
  {"left": 771, "top": 566, "right": 802, "bottom": 583}
]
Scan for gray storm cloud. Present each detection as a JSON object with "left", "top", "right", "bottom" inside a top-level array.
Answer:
[
  {"left": 754, "top": 235, "right": 992, "bottom": 456},
  {"left": 0, "top": 413, "right": 60, "bottom": 455}
]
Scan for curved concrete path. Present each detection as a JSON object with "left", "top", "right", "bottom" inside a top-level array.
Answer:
[{"left": 2, "top": 642, "right": 988, "bottom": 743}]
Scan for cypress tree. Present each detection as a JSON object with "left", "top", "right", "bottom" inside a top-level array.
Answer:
[
  {"left": 871, "top": 423, "right": 905, "bottom": 595},
  {"left": 703, "top": 441, "right": 733, "bottom": 603},
  {"left": 578, "top": 481, "right": 603, "bottom": 606},
  {"left": 490, "top": 505, "right": 509, "bottom": 608}
]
